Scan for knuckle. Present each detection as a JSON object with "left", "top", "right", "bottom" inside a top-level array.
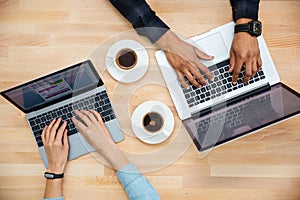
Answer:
[
  {"left": 248, "top": 51, "right": 255, "bottom": 57},
  {"left": 185, "top": 72, "right": 192, "bottom": 78},
  {"left": 233, "top": 71, "right": 240, "bottom": 76},
  {"left": 193, "top": 81, "right": 200, "bottom": 86},
  {"left": 245, "top": 73, "right": 252, "bottom": 78},
  {"left": 237, "top": 53, "right": 246, "bottom": 59},
  {"left": 245, "top": 72, "right": 252, "bottom": 77},
  {"left": 54, "top": 141, "right": 61, "bottom": 146},
  {"left": 258, "top": 62, "right": 262, "bottom": 67},
  {"left": 178, "top": 78, "right": 184, "bottom": 83},
  {"left": 196, "top": 76, "right": 203, "bottom": 82},
  {"left": 256, "top": 49, "right": 261, "bottom": 56}
]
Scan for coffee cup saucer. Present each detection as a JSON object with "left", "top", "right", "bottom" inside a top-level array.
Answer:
[
  {"left": 106, "top": 40, "right": 149, "bottom": 83},
  {"left": 131, "top": 101, "right": 174, "bottom": 144}
]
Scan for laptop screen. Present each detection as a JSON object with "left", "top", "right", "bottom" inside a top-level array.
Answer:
[
  {"left": 183, "top": 83, "right": 300, "bottom": 151},
  {"left": 1, "top": 60, "right": 102, "bottom": 113}
]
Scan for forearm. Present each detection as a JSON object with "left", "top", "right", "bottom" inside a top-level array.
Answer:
[
  {"left": 96, "top": 142, "right": 129, "bottom": 171},
  {"left": 155, "top": 30, "right": 179, "bottom": 50},
  {"left": 44, "top": 179, "right": 64, "bottom": 199}
]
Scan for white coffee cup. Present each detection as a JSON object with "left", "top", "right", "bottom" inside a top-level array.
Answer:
[{"left": 131, "top": 101, "right": 174, "bottom": 144}]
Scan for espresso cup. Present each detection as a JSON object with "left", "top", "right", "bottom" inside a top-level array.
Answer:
[{"left": 115, "top": 48, "right": 138, "bottom": 71}]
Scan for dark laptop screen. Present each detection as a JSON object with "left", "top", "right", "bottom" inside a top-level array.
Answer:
[
  {"left": 1, "top": 60, "right": 102, "bottom": 113},
  {"left": 183, "top": 83, "right": 300, "bottom": 151}
]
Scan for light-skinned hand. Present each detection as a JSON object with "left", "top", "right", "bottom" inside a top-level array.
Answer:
[
  {"left": 71, "top": 110, "right": 114, "bottom": 152},
  {"left": 71, "top": 110, "right": 129, "bottom": 170},
  {"left": 41, "top": 118, "right": 69, "bottom": 174}
]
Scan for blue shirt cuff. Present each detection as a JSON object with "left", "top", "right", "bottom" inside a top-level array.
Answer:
[
  {"left": 117, "top": 163, "right": 160, "bottom": 200},
  {"left": 42, "top": 197, "right": 64, "bottom": 200},
  {"left": 117, "top": 163, "right": 142, "bottom": 188}
]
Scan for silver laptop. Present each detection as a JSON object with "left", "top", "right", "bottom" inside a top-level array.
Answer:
[
  {"left": 1, "top": 60, "right": 124, "bottom": 167},
  {"left": 155, "top": 22, "right": 300, "bottom": 152}
]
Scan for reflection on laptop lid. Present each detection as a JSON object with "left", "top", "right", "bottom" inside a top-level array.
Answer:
[
  {"left": 1, "top": 60, "right": 101, "bottom": 113},
  {"left": 183, "top": 83, "right": 300, "bottom": 152}
]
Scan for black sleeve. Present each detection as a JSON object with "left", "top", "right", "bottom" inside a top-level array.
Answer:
[
  {"left": 230, "top": 0, "right": 260, "bottom": 22},
  {"left": 109, "top": 0, "right": 170, "bottom": 43}
]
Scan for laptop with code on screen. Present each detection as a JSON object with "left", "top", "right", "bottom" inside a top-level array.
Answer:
[
  {"left": 1, "top": 60, "right": 124, "bottom": 167},
  {"left": 155, "top": 22, "right": 300, "bottom": 152}
]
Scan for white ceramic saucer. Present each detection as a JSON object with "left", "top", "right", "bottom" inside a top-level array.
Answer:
[
  {"left": 131, "top": 101, "right": 174, "bottom": 144},
  {"left": 106, "top": 40, "right": 149, "bottom": 83}
]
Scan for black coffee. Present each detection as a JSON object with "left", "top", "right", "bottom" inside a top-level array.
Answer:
[
  {"left": 143, "top": 112, "right": 164, "bottom": 133},
  {"left": 116, "top": 49, "right": 137, "bottom": 70}
]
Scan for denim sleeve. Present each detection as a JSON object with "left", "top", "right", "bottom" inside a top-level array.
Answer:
[
  {"left": 117, "top": 163, "right": 160, "bottom": 200},
  {"left": 42, "top": 197, "right": 64, "bottom": 200},
  {"left": 109, "top": 0, "right": 170, "bottom": 43},
  {"left": 230, "top": 0, "right": 260, "bottom": 21}
]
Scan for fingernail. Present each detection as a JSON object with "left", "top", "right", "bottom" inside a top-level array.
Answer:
[{"left": 233, "top": 82, "right": 237, "bottom": 85}]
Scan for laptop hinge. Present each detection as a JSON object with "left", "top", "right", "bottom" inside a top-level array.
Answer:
[{"left": 191, "top": 83, "right": 271, "bottom": 119}]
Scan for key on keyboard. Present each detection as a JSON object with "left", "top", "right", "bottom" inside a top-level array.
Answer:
[{"left": 182, "top": 59, "right": 266, "bottom": 108}]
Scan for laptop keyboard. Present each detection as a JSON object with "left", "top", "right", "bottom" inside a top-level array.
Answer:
[
  {"left": 28, "top": 91, "right": 116, "bottom": 147},
  {"left": 196, "top": 94, "right": 271, "bottom": 141},
  {"left": 182, "top": 59, "right": 266, "bottom": 108}
]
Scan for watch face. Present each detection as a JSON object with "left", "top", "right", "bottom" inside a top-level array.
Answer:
[{"left": 251, "top": 21, "right": 262, "bottom": 36}]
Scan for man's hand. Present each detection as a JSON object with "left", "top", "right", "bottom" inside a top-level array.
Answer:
[
  {"left": 156, "top": 30, "right": 214, "bottom": 88},
  {"left": 229, "top": 18, "right": 262, "bottom": 84},
  {"left": 42, "top": 118, "right": 69, "bottom": 174}
]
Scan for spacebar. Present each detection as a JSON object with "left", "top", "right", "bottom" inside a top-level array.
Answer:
[{"left": 208, "top": 59, "right": 230, "bottom": 71}]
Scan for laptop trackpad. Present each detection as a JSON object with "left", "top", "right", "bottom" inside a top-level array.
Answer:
[
  {"left": 193, "top": 32, "right": 228, "bottom": 59},
  {"left": 68, "top": 133, "right": 95, "bottom": 160}
]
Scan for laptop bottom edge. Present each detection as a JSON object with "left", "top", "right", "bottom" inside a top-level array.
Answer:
[
  {"left": 182, "top": 82, "right": 300, "bottom": 153},
  {"left": 39, "top": 133, "right": 96, "bottom": 168}
]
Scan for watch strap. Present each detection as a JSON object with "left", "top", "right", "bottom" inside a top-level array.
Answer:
[
  {"left": 234, "top": 23, "right": 249, "bottom": 34},
  {"left": 234, "top": 20, "right": 262, "bottom": 37},
  {"left": 44, "top": 172, "right": 64, "bottom": 179}
]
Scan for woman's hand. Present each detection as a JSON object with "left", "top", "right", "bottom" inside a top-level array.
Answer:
[
  {"left": 71, "top": 110, "right": 129, "bottom": 170},
  {"left": 42, "top": 118, "right": 69, "bottom": 174}
]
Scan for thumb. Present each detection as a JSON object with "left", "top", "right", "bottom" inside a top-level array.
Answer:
[
  {"left": 229, "top": 50, "right": 235, "bottom": 73},
  {"left": 195, "top": 47, "right": 214, "bottom": 60}
]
